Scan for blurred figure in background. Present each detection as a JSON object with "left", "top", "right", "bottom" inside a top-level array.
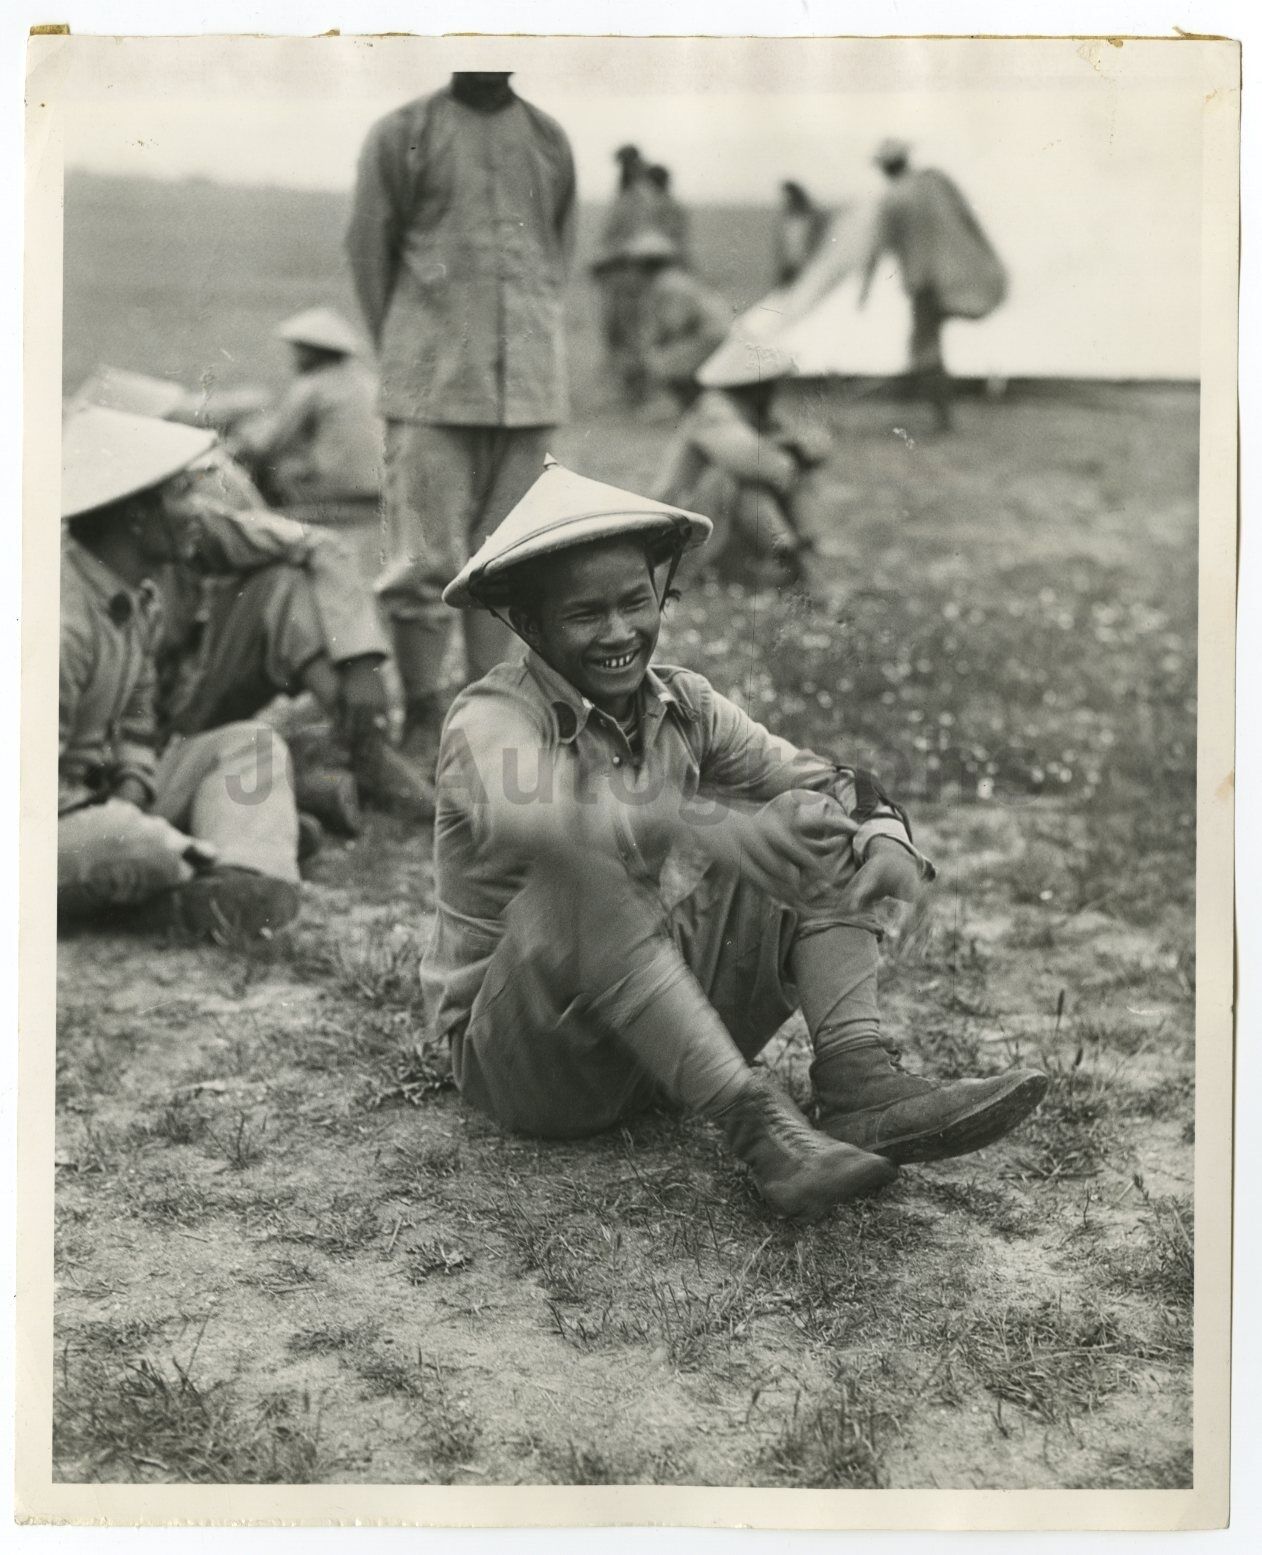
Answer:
[
  {"left": 653, "top": 333, "right": 831, "bottom": 589},
  {"left": 775, "top": 180, "right": 831, "bottom": 286},
  {"left": 635, "top": 232, "right": 730, "bottom": 409},
  {"left": 346, "top": 70, "right": 576, "bottom": 764},
  {"left": 594, "top": 143, "right": 660, "bottom": 407},
  {"left": 859, "top": 138, "right": 1007, "bottom": 432},
  {"left": 644, "top": 163, "right": 691, "bottom": 266},
  {"left": 236, "top": 307, "right": 382, "bottom": 525}
]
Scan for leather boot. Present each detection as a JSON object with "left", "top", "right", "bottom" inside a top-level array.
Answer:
[
  {"left": 400, "top": 694, "right": 450, "bottom": 773},
  {"left": 297, "top": 812, "right": 325, "bottom": 867},
  {"left": 813, "top": 1037, "right": 1047, "bottom": 1165},
  {"left": 288, "top": 728, "right": 363, "bottom": 838},
  {"left": 292, "top": 756, "right": 362, "bottom": 838},
  {"left": 350, "top": 729, "right": 436, "bottom": 824},
  {"left": 711, "top": 1072, "right": 897, "bottom": 1220},
  {"left": 164, "top": 866, "right": 301, "bottom": 941}
]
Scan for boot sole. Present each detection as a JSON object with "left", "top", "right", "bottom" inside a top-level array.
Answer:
[
  {"left": 768, "top": 1154, "right": 898, "bottom": 1221},
  {"left": 837, "top": 1072, "right": 1049, "bottom": 1166}
]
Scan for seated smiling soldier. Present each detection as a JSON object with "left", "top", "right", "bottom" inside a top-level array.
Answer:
[{"left": 423, "top": 459, "right": 1047, "bottom": 1220}]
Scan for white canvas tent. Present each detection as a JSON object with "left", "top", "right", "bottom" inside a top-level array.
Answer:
[{"left": 732, "top": 178, "right": 1199, "bottom": 384}]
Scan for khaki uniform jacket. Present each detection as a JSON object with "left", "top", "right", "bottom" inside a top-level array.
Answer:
[
  {"left": 246, "top": 358, "right": 383, "bottom": 501},
  {"left": 346, "top": 86, "right": 576, "bottom": 427},
  {"left": 641, "top": 270, "right": 730, "bottom": 391},
  {"left": 154, "top": 490, "right": 390, "bottom": 703},
  {"left": 422, "top": 649, "right": 926, "bottom": 1050},
  {"left": 59, "top": 541, "right": 163, "bottom": 813}
]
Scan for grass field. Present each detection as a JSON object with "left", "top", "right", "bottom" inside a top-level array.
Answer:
[{"left": 53, "top": 174, "right": 1197, "bottom": 1487}]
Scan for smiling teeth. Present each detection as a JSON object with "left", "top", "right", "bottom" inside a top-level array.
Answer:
[{"left": 598, "top": 652, "right": 637, "bottom": 669}]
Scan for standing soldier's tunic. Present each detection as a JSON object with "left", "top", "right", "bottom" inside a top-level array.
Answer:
[{"left": 346, "top": 83, "right": 576, "bottom": 707}]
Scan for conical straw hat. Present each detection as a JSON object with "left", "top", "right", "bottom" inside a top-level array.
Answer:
[
  {"left": 275, "top": 306, "right": 363, "bottom": 356},
  {"left": 443, "top": 456, "right": 712, "bottom": 609},
  {"left": 62, "top": 404, "right": 217, "bottom": 520},
  {"left": 696, "top": 328, "right": 798, "bottom": 388},
  {"left": 72, "top": 364, "right": 192, "bottom": 421}
]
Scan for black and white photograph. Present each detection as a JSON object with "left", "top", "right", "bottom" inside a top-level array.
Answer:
[{"left": 17, "top": 18, "right": 1238, "bottom": 1527}]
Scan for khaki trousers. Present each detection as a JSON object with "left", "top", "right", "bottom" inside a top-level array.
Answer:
[
  {"left": 376, "top": 422, "right": 552, "bottom": 699},
  {"left": 58, "top": 721, "right": 300, "bottom": 916},
  {"left": 453, "top": 845, "right": 883, "bottom": 1140}
]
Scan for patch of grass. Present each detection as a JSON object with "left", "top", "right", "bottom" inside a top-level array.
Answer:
[
  {"left": 935, "top": 1297, "right": 1157, "bottom": 1424},
  {"left": 55, "top": 1343, "right": 333, "bottom": 1483},
  {"left": 915, "top": 1176, "right": 1038, "bottom": 1239},
  {"left": 206, "top": 1109, "right": 269, "bottom": 1171},
  {"left": 405, "top": 1240, "right": 475, "bottom": 1281},
  {"left": 287, "top": 1322, "right": 375, "bottom": 1357},
  {"left": 238, "top": 1255, "right": 319, "bottom": 1295},
  {"left": 541, "top": 1440, "right": 642, "bottom": 1485},
  {"left": 350, "top": 1349, "right": 481, "bottom": 1468},
  {"left": 757, "top": 1379, "right": 892, "bottom": 1488},
  {"left": 1007, "top": 1039, "right": 1118, "bottom": 1183},
  {"left": 382, "top": 1138, "right": 463, "bottom": 1192},
  {"left": 138, "top": 1181, "right": 216, "bottom": 1227},
  {"left": 1073, "top": 1013, "right": 1172, "bottom": 1059},
  {"left": 131, "top": 1095, "right": 212, "bottom": 1148},
  {"left": 1070, "top": 1441, "right": 1193, "bottom": 1489},
  {"left": 336, "top": 928, "right": 429, "bottom": 1010},
  {"left": 366, "top": 1040, "right": 455, "bottom": 1110},
  {"left": 1103, "top": 1181, "right": 1193, "bottom": 1312},
  {"left": 271, "top": 1193, "right": 381, "bottom": 1258},
  {"left": 68, "top": 1316, "right": 164, "bottom": 1354}
]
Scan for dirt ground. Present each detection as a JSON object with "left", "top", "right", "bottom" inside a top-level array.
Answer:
[{"left": 52, "top": 384, "right": 1197, "bottom": 1488}]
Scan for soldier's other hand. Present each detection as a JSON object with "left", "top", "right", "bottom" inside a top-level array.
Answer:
[{"left": 697, "top": 801, "right": 821, "bottom": 907}]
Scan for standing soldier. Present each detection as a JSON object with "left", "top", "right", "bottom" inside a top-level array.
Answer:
[
  {"left": 593, "top": 144, "right": 659, "bottom": 406},
  {"left": 644, "top": 164, "right": 692, "bottom": 267},
  {"left": 346, "top": 71, "right": 576, "bottom": 764},
  {"left": 859, "top": 138, "right": 1007, "bottom": 432}
]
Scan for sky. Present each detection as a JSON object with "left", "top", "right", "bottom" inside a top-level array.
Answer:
[{"left": 38, "top": 34, "right": 1218, "bottom": 377}]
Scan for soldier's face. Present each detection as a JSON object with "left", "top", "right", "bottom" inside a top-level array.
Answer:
[
  {"left": 127, "top": 487, "right": 186, "bottom": 565},
  {"left": 518, "top": 540, "right": 662, "bottom": 716}
]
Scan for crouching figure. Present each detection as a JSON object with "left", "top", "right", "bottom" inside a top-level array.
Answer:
[{"left": 419, "top": 459, "right": 1047, "bottom": 1219}]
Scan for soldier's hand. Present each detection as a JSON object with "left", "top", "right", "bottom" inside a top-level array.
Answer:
[
  {"left": 839, "top": 835, "right": 925, "bottom": 911},
  {"left": 111, "top": 775, "right": 152, "bottom": 810}
]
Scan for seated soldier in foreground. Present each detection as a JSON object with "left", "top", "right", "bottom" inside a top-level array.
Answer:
[
  {"left": 422, "top": 459, "right": 1047, "bottom": 1220},
  {"left": 59, "top": 409, "right": 303, "bottom": 937},
  {"left": 653, "top": 332, "right": 829, "bottom": 588}
]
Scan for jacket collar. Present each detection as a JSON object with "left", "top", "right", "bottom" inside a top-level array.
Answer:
[
  {"left": 63, "top": 537, "right": 159, "bottom": 623},
  {"left": 523, "top": 648, "right": 691, "bottom": 746}
]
